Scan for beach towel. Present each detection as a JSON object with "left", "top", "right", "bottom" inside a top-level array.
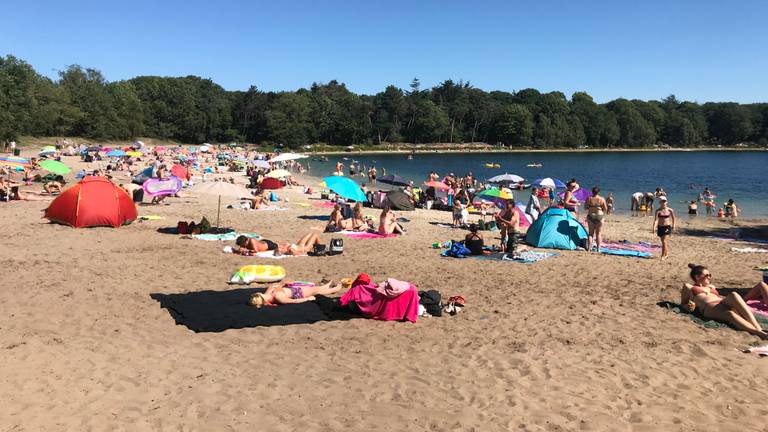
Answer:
[
  {"left": 151, "top": 290, "right": 358, "bottom": 332},
  {"left": 731, "top": 247, "right": 768, "bottom": 253},
  {"left": 467, "top": 250, "right": 557, "bottom": 264},
  {"left": 341, "top": 231, "right": 398, "bottom": 239},
  {"left": 139, "top": 215, "right": 165, "bottom": 221},
  {"left": 657, "top": 301, "right": 768, "bottom": 331},
  {"left": 747, "top": 300, "right": 768, "bottom": 318},
  {"left": 743, "top": 344, "right": 768, "bottom": 356},
  {"left": 601, "top": 240, "right": 660, "bottom": 253},
  {"left": 339, "top": 274, "right": 419, "bottom": 323},
  {"left": 194, "top": 232, "right": 261, "bottom": 241},
  {"left": 599, "top": 248, "right": 652, "bottom": 258},
  {"left": 252, "top": 250, "right": 306, "bottom": 259}
]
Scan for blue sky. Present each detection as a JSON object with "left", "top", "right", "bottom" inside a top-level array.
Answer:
[{"left": 2, "top": 0, "right": 766, "bottom": 103}]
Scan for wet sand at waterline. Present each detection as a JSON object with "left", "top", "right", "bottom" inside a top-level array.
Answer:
[{"left": 1, "top": 157, "right": 768, "bottom": 431}]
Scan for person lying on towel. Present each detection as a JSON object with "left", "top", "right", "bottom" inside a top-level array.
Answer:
[
  {"left": 235, "top": 232, "right": 323, "bottom": 256},
  {"left": 249, "top": 280, "right": 342, "bottom": 307},
  {"left": 681, "top": 263, "right": 768, "bottom": 339}
]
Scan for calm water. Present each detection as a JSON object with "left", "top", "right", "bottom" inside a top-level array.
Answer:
[{"left": 306, "top": 151, "right": 768, "bottom": 217}]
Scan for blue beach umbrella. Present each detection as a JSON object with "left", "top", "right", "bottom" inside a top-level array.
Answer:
[
  {"left": 532, "top": 177, "right": 567, "bottom": 189},
  {"left": 323, "top": 176, "right": 368, "bottom": 202},
  {"left": 107, "top": 150, "right": 126, "bottom": 157}
]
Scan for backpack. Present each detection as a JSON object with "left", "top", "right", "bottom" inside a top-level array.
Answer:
[
  {"left": 418, "top": 290, "right": 443, "bottom": 317},
  {"left": 328, "top": 238, "right": 344, "bottom": 255}
]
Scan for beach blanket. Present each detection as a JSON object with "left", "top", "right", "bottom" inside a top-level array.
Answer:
[
  {"left": 341, "top": 231, "right": 398, "bottom": 239},
  {"left": 252, "top": 251, "right": 306, "bottom": 259},
  {"left": 465, "top": 250, "right": 557, "bottom": 264},
  {"left": 599, "top": 248, "right": 652, "bottom": 258},
  {"left": 601, "top": 240, "right": 660, "bottom": 253},
  {"left": 743, "top": 344, "right": 768, "bottom": 356},
  {"left": 193, "top": 232, "right": 261, "bottom": 241},
  {"left": 748, "top": 300, "right": 768, "bottom": 318},
  {"left": 151, "top": 290, "right": 358, "bottom": 332},
  {"left": 731, "top": 247, "right": 768, "bottom": 253},
  {"left": 339, "top": 274, "right": 419, "bottom": 323},
  {"left": 657, "top": 301, "right": 768, "bottom": 331},
  {"left": 139, "top": 215, "right": 165, "bottom": 221}
]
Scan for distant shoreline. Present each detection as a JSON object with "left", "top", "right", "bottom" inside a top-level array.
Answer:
[{"left": 310, "top": 147, "right": 768, "bottom": 156}]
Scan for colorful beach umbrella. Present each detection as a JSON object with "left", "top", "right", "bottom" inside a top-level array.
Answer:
[
  {"left": 488, "top": 173, "right": 524, "bottom": 183},
  {"left": 106, "top": 150, "right": 126, "bottom": 157},
  {"left": 171, "top": 164, "right": 189, "bottom": 180},
  {"left": 378, "top": 174, "right": 409, "bottom": 187},
  {"left": 38, "top": 159, "right": 71, "bottom": 175},
  {"left": 532, "top": 178, "right": 567, "bottom": 189},
  {"left": 476, "top": 188, "right": 514, "bottom": 200},
  {"left": 423, "top": 181, "right": 450, "bottom": 190},
  {"left": 259, "top": 177, "right": 284, "bottom": 190},
  {"left": 0, "top": 156, "right": 31, "bottom": 169},
  {"left": 323, "top": 176, "right": 367, "bottom": 202},
  {"left": 266, "top": 169, "right": 292, "bottom": 179},
  {"left": 126, "top": 151, "right": 143, "bottom": 157},
  {"left": 558, "top": 188, "right": 591, "bottom": 202}
]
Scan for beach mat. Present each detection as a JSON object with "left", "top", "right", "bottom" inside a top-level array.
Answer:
[
  {"left": 342, "top": 231, "right": 398, "bottom": 239},
  {"left": 599, "top": 248, "right": 652, "bottom": 258},
  {"left": 464, "top": 250, "right": 557, "bottom": 264},
  {"left": 657, "top": 301, "right": 768, "bottom": 331},
  {"left": 151, "top": 289, "right": 359, "bottom": 332},
  {"left": 193, "top": 232, "right": 261, "bottom": 241}
]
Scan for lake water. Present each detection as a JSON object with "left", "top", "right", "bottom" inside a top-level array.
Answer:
[{"left": 306, "top": 151, "right": 768, "bottom": 218}]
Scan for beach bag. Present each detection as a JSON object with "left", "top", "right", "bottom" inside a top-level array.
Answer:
[
  {"left": 309, "top": 244, "right": 327, "bottom": 257},
  {"left": 328, "top": 238, "right": 344, "bottom": 255},
  {"left": 177, "top": 221, "right": 189, "bottom": 235},
  {"left": 132, "top": 188, "right": 144, "bottom": 203},
  {"left": 418, "top": 290, "right": 443, "bottom": 317}
]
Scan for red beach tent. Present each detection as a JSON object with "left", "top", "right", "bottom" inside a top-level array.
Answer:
[{"left": 44, "top": 176, "right": 138, "bottom": 228}]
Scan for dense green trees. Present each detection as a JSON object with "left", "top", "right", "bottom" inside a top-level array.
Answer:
[{"left": 1, "top": 54, "right": 767, "bottom": 148}]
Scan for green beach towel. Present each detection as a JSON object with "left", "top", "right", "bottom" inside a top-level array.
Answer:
[{"left": 657, "top": 301, "right": 768, "bottom": 331}]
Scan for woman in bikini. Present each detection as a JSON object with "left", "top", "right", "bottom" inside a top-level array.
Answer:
[
  {"left": 681, "top": 264, "right": 768, "bottom": 338},
  {"left": 584, "top": 186, "right": 607, "bottom": 252},
  {"left": 652, "top": 196, "right": 675, "bottom": 260},
  {"left": 378, "top": 206, "right": 405, "bottom": 235},
  {"left": 562, "top": 182, "right": 579, "bottom": 214},
  {"left": 250, "top": 280, "right": 343, "bottom": 308},
  {"left": 236, "top": 232, "right": 323, "bottom": 256}
]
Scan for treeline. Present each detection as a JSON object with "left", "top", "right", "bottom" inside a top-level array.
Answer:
[{"left": 1, "top": 54, "right": 767, "bottom": 148}]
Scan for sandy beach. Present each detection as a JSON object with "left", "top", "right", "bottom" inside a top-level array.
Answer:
[{"left": 2, "top": 153, "right": 768, "bottom": 432}]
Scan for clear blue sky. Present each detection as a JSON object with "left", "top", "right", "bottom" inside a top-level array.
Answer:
[{"left": 2, "top": 0, "right": 767, "bottom": 103}]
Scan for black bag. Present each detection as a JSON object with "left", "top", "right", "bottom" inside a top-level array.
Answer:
[
  {"left": 418, "top": 290, "right": 443, "bottom": 317},
  {"left": 328, "top": 238, "right": 344, "bottom": 255},
  {"left": 132, "top": 188, "right": 144, "bottom": 203},
  {"left": 309, "top": 244, "right": 327, "bottom": 256}
]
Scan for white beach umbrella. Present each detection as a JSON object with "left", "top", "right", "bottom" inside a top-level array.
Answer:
[
  {"left": 189, "top": 181, "right": 249, "bottom": 228},
  {"left": 488, "top": 173, "right": 525, "bottom": 183},
  {"left": 269, "top": 153, "right": 309, "bottom": 163},
  {"left": 252, "top": 160, "right": 271, "bottom": 169}
]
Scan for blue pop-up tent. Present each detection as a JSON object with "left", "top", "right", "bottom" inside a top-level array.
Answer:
[{"left": 525, "top": 208, "right": 587, "bottom": 250}]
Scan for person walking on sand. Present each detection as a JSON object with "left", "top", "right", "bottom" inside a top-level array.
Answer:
[{"left": 652, "top": 196, "right": 675, "bottom": 260}]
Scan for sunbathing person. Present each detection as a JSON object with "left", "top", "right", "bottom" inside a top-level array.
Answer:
[
  {"left": 681, "top": 264, "right": 767, "bottom": 339},
  {"left": 43, "top": 181, "right": 63, "bottom": 195},
  {"left": 249, "top": 280, "right": 342, "bottom": 308},
  {"left": 378, "top": 206, "right": 405, "bottom": 235},
  {"left": 235, "top": 232, "right": 323, "bottom": 256}
]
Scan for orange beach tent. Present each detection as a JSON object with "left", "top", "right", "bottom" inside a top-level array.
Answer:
[{"left": 44, "top": 176, "right": 138, "bottom": 228}]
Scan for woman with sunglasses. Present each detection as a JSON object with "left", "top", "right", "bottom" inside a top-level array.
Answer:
[{"left": 681, "top": 264, "right": 768, "bottom": 338}]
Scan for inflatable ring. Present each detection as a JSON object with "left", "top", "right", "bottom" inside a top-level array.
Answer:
[
  {"left": 229, "top": 265, "right": 286, "bottom": 284},
  {"left": 143, "top": 176, "right": 182, "bottom": 196}
]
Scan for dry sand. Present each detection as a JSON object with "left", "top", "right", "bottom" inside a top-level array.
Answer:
[{"left": 2, "top": 152, "right": 768, "bottom": 431}]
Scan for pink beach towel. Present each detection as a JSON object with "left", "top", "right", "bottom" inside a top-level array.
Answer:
[
  {"left": 340, "top": 276, "right": 419, "bottom": 323},
  {"left": 748, "top": 300, "right": 768, "bottom": 318},
  {"left": 342, "top": 231, "right": 398, "bottom": 239}
]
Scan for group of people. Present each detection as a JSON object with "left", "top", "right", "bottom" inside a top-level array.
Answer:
[{"left": 325, "top": 202, "right": 405, "bottom": 235}]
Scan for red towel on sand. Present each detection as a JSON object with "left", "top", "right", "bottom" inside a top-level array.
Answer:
[{"left": 340, "top": 273, "right": 419, "bottom": 323}]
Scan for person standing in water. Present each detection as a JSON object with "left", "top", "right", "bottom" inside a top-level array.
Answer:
[{"left": 652, "top": 196, "right": 675, "bottom": 260}]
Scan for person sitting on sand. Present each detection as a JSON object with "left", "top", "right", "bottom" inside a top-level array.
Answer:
[
  {"left": 326, "top": 204, "right": 345, "bottom": 231},
  {"left": 235, "top": 232, "right": 323, "bottom": 256},
  {"left": 249, "top": 280, "right": 343, "bottom": 308},
  {"left": 378, "top": 206, "right": 405, "bottom": 235},
  {"left": 464, "top": 223, "right": 484, "bottom": 256},
  {"left": 681, "top": 264, "right": 767, "bottom": 339}
]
